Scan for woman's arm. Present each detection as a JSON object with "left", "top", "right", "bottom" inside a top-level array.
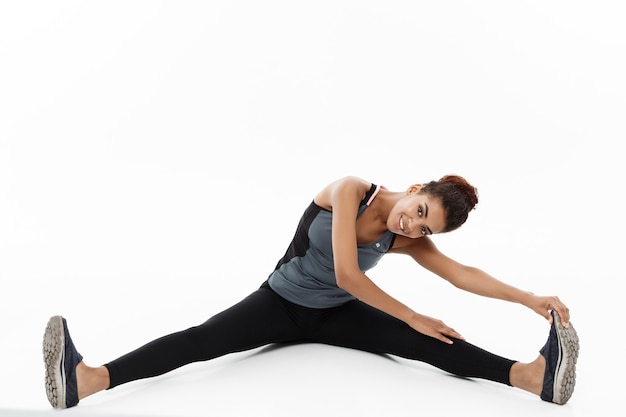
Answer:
[
  {"left": 390, "top": 236, "right": 571, "bottom": 327},
  {"left": 316, "top": 176, "right": 464, "bottom": 344}
]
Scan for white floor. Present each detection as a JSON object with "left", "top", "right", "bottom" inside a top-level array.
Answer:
[{"left": 1, "top": 1, "right": 624, "bottom": 416}]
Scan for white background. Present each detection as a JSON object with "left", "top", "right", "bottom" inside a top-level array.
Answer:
[{"left": 1, "top": 1, "right": 624, "bottom": 416}]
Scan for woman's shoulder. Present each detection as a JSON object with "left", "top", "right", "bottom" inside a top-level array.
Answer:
[
  {"left": 331, "top": 175, "right": 371, "bottom": 187},
  {"left": 313, "top": 176, "right": 373, "bottom": 210}
]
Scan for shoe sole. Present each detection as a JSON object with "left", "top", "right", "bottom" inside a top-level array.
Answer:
[
  {"left": 552, "top": 312, "right": 579, "bottom": 405},
  {"left": 43, "top": 315, "right": 67, "bottom": 409}
]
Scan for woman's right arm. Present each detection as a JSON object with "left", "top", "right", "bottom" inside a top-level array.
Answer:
[{"left": 316, "top": 176, "right": 464, "bottom": 344}]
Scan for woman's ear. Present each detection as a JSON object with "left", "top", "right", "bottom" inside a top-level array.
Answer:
[{"left": 406, "top": 184, "right": 423, "bottom": 195}]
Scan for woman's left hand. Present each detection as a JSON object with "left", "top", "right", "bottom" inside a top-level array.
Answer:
[{"left": 526, "top": 294, "right": 571, "bottom": 328}]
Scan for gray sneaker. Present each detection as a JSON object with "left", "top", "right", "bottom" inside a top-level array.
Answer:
[
  {"left": 42, "top": 315, "right": 83, "bottom": 408},
  {"left": 539, "top": 310, "right": 579, "bottom": 405}
]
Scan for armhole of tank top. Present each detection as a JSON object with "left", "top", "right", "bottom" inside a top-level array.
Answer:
[{"left": 311, "top": 200, "right": 330, "bottom": 212}]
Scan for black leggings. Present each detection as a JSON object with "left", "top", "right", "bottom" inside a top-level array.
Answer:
[{"left": 105, "top": 282, "right": 516, "bottom": 388}]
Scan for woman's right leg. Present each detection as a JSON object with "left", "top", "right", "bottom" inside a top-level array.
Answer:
[{"left": 80, "top": 283, "right": 303, "bottom": 398}]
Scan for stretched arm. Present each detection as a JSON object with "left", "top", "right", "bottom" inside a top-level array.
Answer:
[
  {"left": 390, "top": 236, "right": 571, "bottom": 327},
  {"left": 315, "top": 177, "right": 464, "bottom": 344}
]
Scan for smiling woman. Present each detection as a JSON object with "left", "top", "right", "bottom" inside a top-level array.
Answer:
[{"left": 42, "top": 175, "right": 579, "bottom": 409}]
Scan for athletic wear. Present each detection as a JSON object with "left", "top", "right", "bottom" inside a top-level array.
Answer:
[
  {"left": 103, "top": 181, "right": 518, "bottom": 391},
  {"left": 539, "top": 310, "right": 579, "bottom": 404},
  {"left": 269, "top": 183, "right": 395, "bottom": 308},
  {"left": 106, "top": 282, "right": 515, "bottom": 388},
  {"left": 43, "top": 316, "right": 83, "bottom": 409}
]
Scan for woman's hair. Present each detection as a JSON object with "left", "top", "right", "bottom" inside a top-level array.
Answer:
[{"left": 421, "top": 175, "right": 479, "bottom": 233}]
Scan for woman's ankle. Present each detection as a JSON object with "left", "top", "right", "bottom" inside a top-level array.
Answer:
[
  {"left": 509, "top": 355, "right": 545, "bottom": 396},
  {"left": 77, "top": 362, "right": 110, "bottom": 400}
]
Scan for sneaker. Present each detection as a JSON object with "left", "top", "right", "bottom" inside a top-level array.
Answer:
[
  {"left": 42, "top": 315, "right": 83, "bottom": 409},
  {"left": 539, "top": 310, "right": 579, "bottom": 405}
]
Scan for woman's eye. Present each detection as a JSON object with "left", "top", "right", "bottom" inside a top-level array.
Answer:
[
  {"left": 418, "top": 206, "right": 423, "bottom": 217},
  {"left": 421, "top": 226, "right": 426, "bottom": 236}
]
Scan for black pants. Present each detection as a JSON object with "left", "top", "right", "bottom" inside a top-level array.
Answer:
[{"left": 105, "top": 281, "right": 516, "bottom": 388}]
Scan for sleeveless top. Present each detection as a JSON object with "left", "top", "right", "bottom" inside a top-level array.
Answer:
[{"left": 268, "top": 183, "right": 396, "bottom": 308}]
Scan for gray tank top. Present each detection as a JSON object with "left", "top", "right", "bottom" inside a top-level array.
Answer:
[{"left": 268, "top": 183, "right": 396, "bottom": 308}]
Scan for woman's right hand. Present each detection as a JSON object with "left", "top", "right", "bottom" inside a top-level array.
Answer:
[{"left": 408, "top": 312, "right": 465, "bottom": 344}]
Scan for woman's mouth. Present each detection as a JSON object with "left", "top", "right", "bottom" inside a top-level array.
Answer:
[{"left": 399, "top": 216, "right": 405, "bottom": 232}]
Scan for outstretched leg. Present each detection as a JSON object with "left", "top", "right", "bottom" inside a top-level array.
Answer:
[
  {"left": 46, "top": 283, "right": 306, "bottom": 408},
  {"left": 315, "top": 300, "right": 578, "bottom": 403},
  {"left": 316, "top": 300, "right": 514, "bottom": 384},
  {"left": 105, "top": 284, "right": 303, "bottom": 388}
]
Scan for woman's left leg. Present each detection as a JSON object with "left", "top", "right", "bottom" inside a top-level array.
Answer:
[{"left": 314, "top": 300, "right": 516, "bottom": 386}]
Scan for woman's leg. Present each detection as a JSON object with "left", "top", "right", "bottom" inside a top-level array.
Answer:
[
  {"left": 80, "top": 283, "right": 303, "bottom": 399},
  {"left": 315, "top": 300, "right": 516, "bottom": 385}
]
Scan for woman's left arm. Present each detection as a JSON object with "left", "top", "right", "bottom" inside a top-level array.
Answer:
[{"left": 390, "top": 237, "right": 571, "bottom": 327}]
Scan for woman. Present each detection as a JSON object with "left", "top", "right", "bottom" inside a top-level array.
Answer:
[{"left": 43, "top": 175, "right": 579, "bottom": 409}]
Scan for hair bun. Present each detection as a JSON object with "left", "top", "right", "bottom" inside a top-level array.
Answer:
[{"left": 439, "top": 175, "right": 479, "bottom": 210}]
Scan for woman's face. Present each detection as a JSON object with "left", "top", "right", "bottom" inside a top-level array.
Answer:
[{"left": 387, "top": 188, "right": 446, "bottom": 238}]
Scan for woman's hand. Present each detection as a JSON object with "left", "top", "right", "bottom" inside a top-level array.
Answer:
[
  {"left": 525, "top": 294, "right": 571, "bottom": 328},
  {"left": 408, "top": 312, "right": 465, "bottom": 344}
]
